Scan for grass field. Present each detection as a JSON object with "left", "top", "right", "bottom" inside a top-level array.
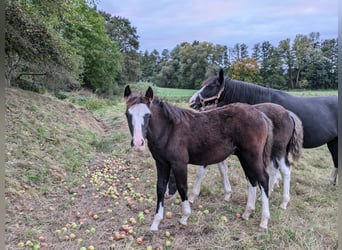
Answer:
[{"left": 5, "top": 86, "right": 337, "bottom": 250}]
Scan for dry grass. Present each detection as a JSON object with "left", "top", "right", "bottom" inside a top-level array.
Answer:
[{"left": 5, "top": 88, "right": 337, "bottom": 250}]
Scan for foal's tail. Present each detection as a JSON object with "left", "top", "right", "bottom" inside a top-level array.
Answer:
[
  {"left": 262, "top": 114, "right": 274, "bottom": 170},
  {"left": 287, "top": 111, "right": 304, "bottom": 166}
]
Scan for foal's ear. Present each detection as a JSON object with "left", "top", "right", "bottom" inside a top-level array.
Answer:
[
  {"left": 218, "top": 68, "right": 224, "bottom": 84},
  {"left": 124, "top": 85, "right": 131, "bottom": 99},
  {"left": 145, "top": 86, "right": 154, "bottom": 102}
]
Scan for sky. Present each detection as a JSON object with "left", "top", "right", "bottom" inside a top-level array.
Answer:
[{"left": 96, "top": 0, "right": 338, "bottom": 53}]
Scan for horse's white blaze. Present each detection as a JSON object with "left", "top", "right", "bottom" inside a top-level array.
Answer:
[
  {"left": 179, "top": 200, "right": 191, "bottom": 225},
  {"left": 128, "top": 103, "right": 151, "bottom": 150},
  {"left": 188, "top": 88, "right": 203, "bottom": 106},
  {"left": 259, "top": 186, "right": 270, "bottom": 229},
  {"left": 150, "top": 202, "right": 163, "bottom": 231},
  {"left": 277, "top": 157, "right": 291, "bottom": 209}
]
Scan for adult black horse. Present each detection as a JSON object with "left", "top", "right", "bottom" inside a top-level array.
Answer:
[{"left": 189, "top": 69, "right": 338, "bottom": 184}]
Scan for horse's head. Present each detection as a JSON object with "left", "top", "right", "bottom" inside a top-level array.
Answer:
[
  {"left": 124, "top": 85, "right": 153, "bottom": 151},
  {"left": 189, "top": 68, "right": 225, "bottom": 110}
]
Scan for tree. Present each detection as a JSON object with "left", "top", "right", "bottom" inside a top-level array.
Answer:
[
  {"left": 5, "top": 1, "right": 81, "bottom": 91},
  {"left": 5, "top": 0, "right": 123, "bottom": 95},
  {"left": 292, "top": 34, "right": 321, "bottom": 88},
  {"left": 101, "top": 13, "right": 140, "bottom": 83},
  {"left": 229, "top": 58, "right": 261, "bottom": 83},
  {"left": 278, "top": 38, "right": 295, "bottom": 88}
]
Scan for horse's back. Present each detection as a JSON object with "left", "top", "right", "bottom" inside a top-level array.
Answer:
[{"left": 271, "top": 93, "right": 337, "bottom": 147}]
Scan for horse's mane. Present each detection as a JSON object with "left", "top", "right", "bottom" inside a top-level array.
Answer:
[
  {"left": 223, "top": 78, "right": 273, "bottom": 103},
  {"left": 153, "top": 98, "right": 195, "bottom": 125}
]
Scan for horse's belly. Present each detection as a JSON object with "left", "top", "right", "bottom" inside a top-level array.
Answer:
[{"left": 188, "top": 149, "right": 233, "bottom": 166}]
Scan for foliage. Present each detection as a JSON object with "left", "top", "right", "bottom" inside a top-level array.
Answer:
[
  {"left": 229, "top": 58, "right": 261, "bottom": 83},
  {"left": 141, "top": 33, "right": 337, "bottom": 90},
  {"left": 5, "top": 0, "right": 123, "bottom": 96},
  {"left": 101, "top": 13, "right": 140, "bottom": 84},
  {"left": 5, "top": 1, "right": 337, "bottom": 93}
]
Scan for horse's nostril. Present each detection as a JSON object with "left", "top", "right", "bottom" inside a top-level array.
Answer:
[{"left": 141, "top": 139, "right": 145, "bottom": 146}]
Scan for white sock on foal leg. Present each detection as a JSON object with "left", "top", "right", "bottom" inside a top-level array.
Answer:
[
  {"left": 218, "top": 161, "right": 232, "bottom": 201},
  {"left": 259, "top": 186, "right": 270, "bottom": 229},
  {"left": 189, "top": 166, "right": 207, "bottom": 203},
  {"left": 278, "top": 157, "right": 291, "bottom": 209},
  {"left": 242, "top": 183, "right": 256, "bottom": 220},
  {"left": 179, "top": 200, "right": 191, "bottom": 225},
  {"left": 150, "top": 202, "right": 163, "bottom": 231}
]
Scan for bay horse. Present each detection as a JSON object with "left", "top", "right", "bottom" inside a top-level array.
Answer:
[
  {"left": 167, "top": 103, "right": 303, "bottom": 210},
  {"left": 189, "top": 69, "right": 338, "bottom": 184},
  {"left": 124, "top": 85, "right": 274, "bottom": 229}
]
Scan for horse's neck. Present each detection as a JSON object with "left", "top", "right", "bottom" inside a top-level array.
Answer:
[
  {"left": 224, "top": 79, "right": 272, "bottom": 105},
  {"left": 147, "top": 108, "right": 171, "bottom": 144}
]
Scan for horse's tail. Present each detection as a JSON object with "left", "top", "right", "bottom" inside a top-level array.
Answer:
[
  {"left": 286, "top": 111, "right": 304, "bottom": 166},
  {"left": 286, "top": 111, "right": 304, "bottom": 165},
  {"left": 262, "top": 114, "right": 274, "bottom": 171}
]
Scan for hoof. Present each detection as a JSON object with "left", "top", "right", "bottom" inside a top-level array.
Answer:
[
  {"left": 150, "top": 225, "right": 158, "bottom": 231},
  {"left": 179, "top": 218, "right": 187, "bottom": 226},
  {"left": 279, "top": 203, "right": 287, "bottom": 210}
]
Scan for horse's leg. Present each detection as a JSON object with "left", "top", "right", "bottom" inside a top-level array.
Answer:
[
  {"left": 327, "top": 138, "right": 338, "bottom": 185},
  {"left": 150, "top": 162, "right": 170, "bottom": 231},
  {"left": 217, "top": 161, "right": 232, "bottom": 201},
  {"left": 172, "top": 164, "right": 191, "bottom": 226},
  {"left": 278, "top": 157, "right": 291, "bottom": 209},
  {"left": 165, "top": 169, "right": 178, "bottom": 199},
  {"left": 242, "top": 182, "right": 256, "bottom": 221},
  {"left": 189, "top": 166, "right": 207, "bottom": 203},
  {"left": 259, "top": 184, "right": 270, "bottom": 229},
  {"left": 269, "top": 160, "right": 282, "bottom": 195}
]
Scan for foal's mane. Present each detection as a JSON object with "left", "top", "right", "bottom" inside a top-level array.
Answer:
[{"left": 153, "top": 97, "right": 195, "bottom": 125}]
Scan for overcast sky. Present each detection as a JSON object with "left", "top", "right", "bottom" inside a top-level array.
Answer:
[{"left": 96, "top": 0, "right": 338, "bottom": 53}]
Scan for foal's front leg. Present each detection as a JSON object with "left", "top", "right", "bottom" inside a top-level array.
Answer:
[
  {"left": 150, "top": 163, "right": 170, "bottom": 231},
  {"left": 172, "top": 163, "right": 191, "bottom": 226}
]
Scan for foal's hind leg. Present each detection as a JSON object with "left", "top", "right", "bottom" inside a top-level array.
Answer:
[
  {"left": 278, "top": 157, "right": 291, "bottom": 209},
  {"left": 189, "top": 166, "right": 207, "bottom": 203},
  {"left": 327, "top": 138, "right": 338, "bottom": 185},
  {"left": 242, "top": 183, "right": 257, "bottom": 221},
  {"left": 218, "top": 161, "right": 232, "bottom": 201}
]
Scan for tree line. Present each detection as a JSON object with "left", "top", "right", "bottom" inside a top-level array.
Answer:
[{"left": 5, "top": 0, "right": 338, "bottom": 97}]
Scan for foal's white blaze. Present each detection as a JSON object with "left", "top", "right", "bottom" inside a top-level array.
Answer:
[
  {"left": 127, "top": 103, "right": 151, "bottom": 151},
  {"left": 150, "top": 202, "right": 163, "bottom": 231}
]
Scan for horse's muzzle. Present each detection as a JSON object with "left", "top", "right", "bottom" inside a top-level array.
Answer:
[{"left": 131, "top": 138, "right": 146, "bottom": 151}]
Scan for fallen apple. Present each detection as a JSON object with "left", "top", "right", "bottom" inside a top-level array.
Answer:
[
  {"left": 165, "top": 211, "right": 173, "bottom": 219},
  {"left": 220, "top": 215, "right": 228, "bottom": 223},
  {"left": 165, "top": 231, "right": 171, "bottom": 237},
  {"left": 136, "top": 236, "right": 144, "bottom": 244},
  {"left": 17, "top": 242, "right": 25, "bottom": 248}
]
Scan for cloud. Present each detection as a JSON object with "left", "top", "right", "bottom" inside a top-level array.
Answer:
[{"left": 97, "top": 0, "right": 338, "bottom": 52}]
